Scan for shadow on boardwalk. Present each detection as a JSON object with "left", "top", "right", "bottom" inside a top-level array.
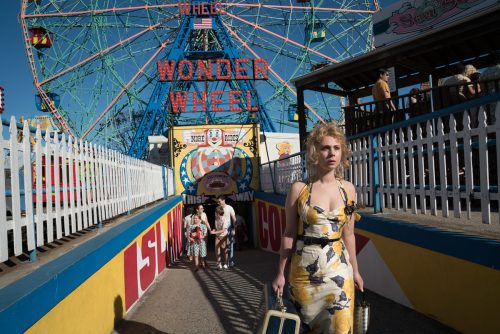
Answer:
[{"left": 115, "top": 249, "right": 459, "bottom": 334}]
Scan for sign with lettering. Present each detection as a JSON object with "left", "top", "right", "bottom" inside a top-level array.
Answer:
[
  {"left": 373, "top": 0, "right": 495, "bottom": 47},
  {"left": 255, "top": 199, "right": 286, "bottom": 253},
  {"left": 170, "top": 124, "right": 260, "bottom": 202},
  {"left": 155, "top": 2, "right": 269, "bottom": 113},
  {"left": 123, "top": 203, "right": 182, "bottom": 310}
]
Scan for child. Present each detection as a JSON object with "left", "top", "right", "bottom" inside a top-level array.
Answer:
[
  {"left": 211, "top": 205, "right": 230, "bottom": 270},
  {"left": 189, "top": 214, "right": 207, "bottom": 271}
]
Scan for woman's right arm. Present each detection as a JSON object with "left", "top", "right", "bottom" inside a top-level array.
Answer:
[{"left": 272, "top": 182, "right": 303, "bottom": 295}]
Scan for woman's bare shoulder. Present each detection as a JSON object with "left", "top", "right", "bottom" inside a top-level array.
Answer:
[
  {"left": 341, "top": 180, "right": 356, "bottom": 198},
  {"left": 287, "top": 181, "right": 306, "bottom": 198},
  {"left": 290, "top": 181, "right": 307, "bottom": 192}
]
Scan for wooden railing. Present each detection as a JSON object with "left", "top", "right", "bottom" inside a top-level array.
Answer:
[{"left": 344, "top": 79, "right": 500, "bottom": 136}]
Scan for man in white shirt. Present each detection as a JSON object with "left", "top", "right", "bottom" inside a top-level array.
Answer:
[{"left": 216, "top": 195, "right": 236, "bottom": 267}]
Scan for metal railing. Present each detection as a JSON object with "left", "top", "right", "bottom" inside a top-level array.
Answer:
[{"left": 260, "top": 152, "right": 306, "bottom": 195}]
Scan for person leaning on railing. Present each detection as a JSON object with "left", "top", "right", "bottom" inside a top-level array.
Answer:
[
  {"left": 372, "top": 68, "right": 396, "bottom": 127},
  {"left": 481, "top": 51, "right": 500, "bottom": 125}
]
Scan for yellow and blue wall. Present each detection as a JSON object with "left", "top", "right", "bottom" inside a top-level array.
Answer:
[
  {"left": 254, "top": 191, "right": 500, "bottom": 334},
  {"left": 0, "top": 196, "right": 183, "bottom": 334}
]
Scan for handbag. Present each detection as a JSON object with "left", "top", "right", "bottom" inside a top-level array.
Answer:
[
  {"left": 353, "top": 291, "right": 370, "bottom": 334},
  {"left": 256, "top": 283, "right": 301, "bottom": 334}
]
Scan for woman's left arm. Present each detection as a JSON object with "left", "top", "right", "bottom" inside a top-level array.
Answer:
[{"left": 342, "top": 181, "right": 364, "bottom": 292}]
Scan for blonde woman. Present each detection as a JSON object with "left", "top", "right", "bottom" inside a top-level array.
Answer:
[{"left": 272, "top": 121, "right": 363, "bottom": 333}]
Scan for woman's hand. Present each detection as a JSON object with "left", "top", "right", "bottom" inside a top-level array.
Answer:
[
  {"left": 353, "top": 271, "right": 364, "bottom": 292},
  {"left": 272, "top": 273, "right": 286, "bottom": 296}
]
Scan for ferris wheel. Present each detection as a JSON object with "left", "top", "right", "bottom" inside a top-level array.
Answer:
[{"left": 21, "top": 0, "right": 377, "bottom": 153}]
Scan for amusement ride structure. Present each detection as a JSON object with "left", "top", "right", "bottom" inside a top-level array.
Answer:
[{"left": 20, "top": 0, "right": 377, "bottom": 158}]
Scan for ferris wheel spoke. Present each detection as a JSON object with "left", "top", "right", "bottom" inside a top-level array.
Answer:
[
  {"left": 37, "top": 16, "right": 177, "bottom": 86},
  {"left": 226, "top": 3, "right": 376, "bottom": 14},
  {"left": 22, "top": 3, "right": 180, "bottom": 19},
  {"left": 225, "top": 12, "right": 338, "bottom": 64},
  {"left": 81, "top": 32, "right": 176, "bottom": 139},
  {"left": 224, "top": 21, "right": 325, "bottom": 124}
]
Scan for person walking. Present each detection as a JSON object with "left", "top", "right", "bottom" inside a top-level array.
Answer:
[
  {"left": 272, "top": 121, "right": 364, "bottom": 334},
  {"left": 211, "top": 206, "right": 230, "bottom": 270},
  {"left": 216, "top": 195, "right": 236, "bottom": 267}
]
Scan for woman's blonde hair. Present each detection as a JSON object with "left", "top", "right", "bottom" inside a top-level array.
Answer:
[{"left": 306, "top": 121, "right": 351, "bottom": 181}]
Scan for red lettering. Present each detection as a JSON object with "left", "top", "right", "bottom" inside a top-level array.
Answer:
[
  {"left": 268, "top": 205, "right": 281, "bottom": 252},
  {"left": 197, "top": 59, "right": 213, "bottom": 80},
  {"left": 257, "top": 201, "right": 268, "bottom": 249},
  {"left": 157, "top": 60, "right": 175, "bottom": 81},
  {"left": 210, "top": 2, "right": 218, "bottom": 14},
  {"left": 139, "top": 228, "right": 156, "bottom": 291},
  {"left": 167, "top": 211, "right": 173, "bottom": 265},
  {"left": 216, "top": 59, "right": 231, "bottom": 80},
  {"left": 229, "top": 90, "right": 242, "bottom": 111},
  {"left": 201, "top": 3, "right": 209, "bottom": 14},
  {"left": 179, "top": 2, "right": 190, "bottom": 15},
  {"left": 211, "top": 90, "right": 224, "bottom": 111},
  {"left": 124, "top": 244, "right": 138, "bottom": 310},
  {"left": 253, "top": 58, "right": 269, "bottom": 80},
  {"left": 156, "top": 221, "right": 166, "bottom": 273},
  {"left": 193, "top": 91, "right": 207, "bottom": 112},
  {"left": 246, "top": 90, "right": 258, "bottom": 112},
  {"left": 235, "top": 58, "right": 251, "bottom": 80},
  {"left": 215, "top": 2, "right": 225, "bottom": 14},
  {"left": 169, "top": 91, "right": 189, "bottom": 113},
  {"left": 178, "top": 60, "right": 193, "bottom": 80},
  {"left": 174, "top": 205, "right": 183, "bottom": 260},
  {"left": 192, "top": 3, "right": 202, "bottom": 14}
]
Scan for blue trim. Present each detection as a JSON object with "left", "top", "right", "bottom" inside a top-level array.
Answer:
[
  {"left": 257, "top": 191, "right": 500, "bottom": 269},
  {"left": 357, "top": 214, "right": 500, "bottom": 269},
  {"left": 255, "top": 191, "right": 286, "bottom": 206},
  {"left": 0, "top": 196, "right": 182, "bottom": 334}
]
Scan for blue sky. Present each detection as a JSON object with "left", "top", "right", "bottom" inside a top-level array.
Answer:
[
  {"left": 0, "top": 0, "right": 396, "bottom": 124},
  {"left": 0, "top": 3, "right": 38, "bottom": 121}
]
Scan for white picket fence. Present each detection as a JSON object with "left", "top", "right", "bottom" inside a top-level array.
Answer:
[
  {"left": 1, "top": 116, "right": 174, "bottom": 262},
  {"left": 260, "top": 97, "right": 500, "bottom": 227},
  {"left": 350, "top": 101, "right": 500, "bottom": 225}
]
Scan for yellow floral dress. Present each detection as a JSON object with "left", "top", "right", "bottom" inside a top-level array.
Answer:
[{"left": 289, "top": 182, "right": 361, "bottom": 334}]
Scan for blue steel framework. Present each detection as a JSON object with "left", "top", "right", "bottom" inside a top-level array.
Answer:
[{"left": 128, "top": 2, "right": 275, "bottom": 159}]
